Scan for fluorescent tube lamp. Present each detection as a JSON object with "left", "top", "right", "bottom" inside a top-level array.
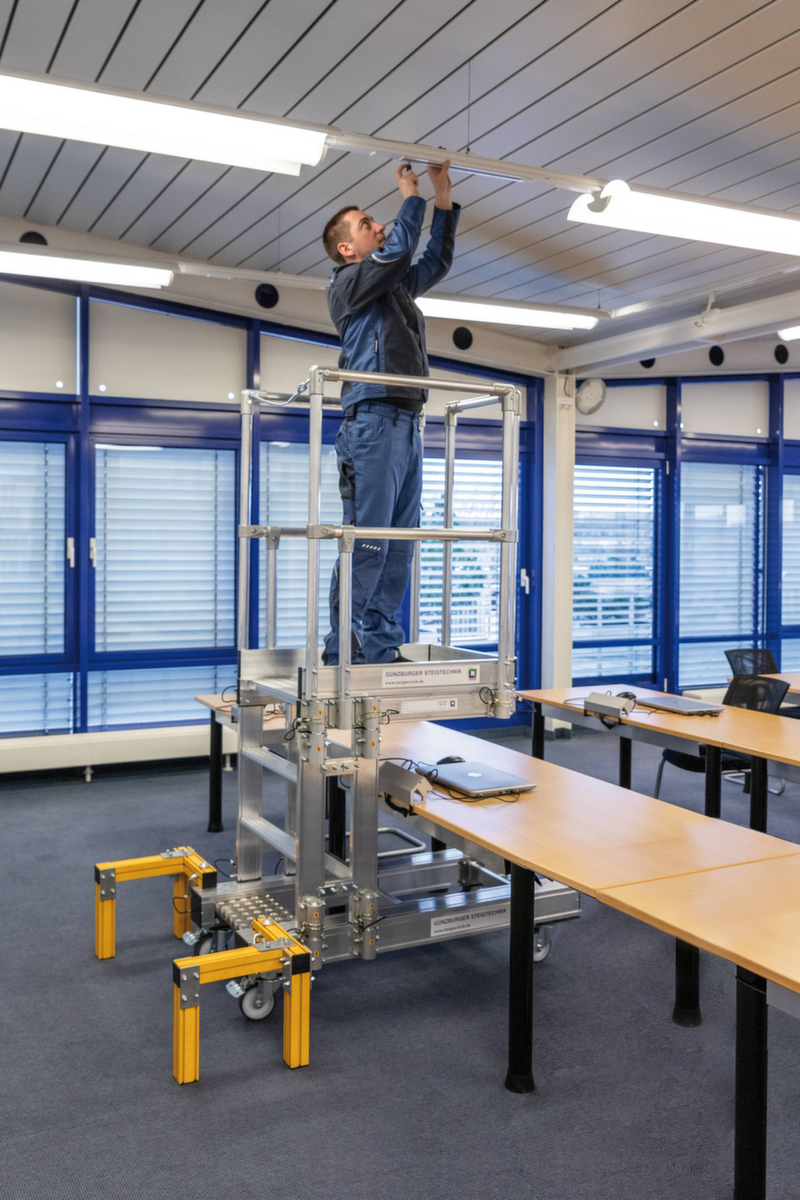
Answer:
[
  {"left": 0, "top": 70, "right": 328, "bottom": 175},
  {"left": 415, "top": 296, "right": 599, "bottom": 330},
  {"left": 0, "top": 248, "right": 172, "bottom": 288},
  {"left": 778, "top": 324, "right": 800, "bottom": 341},
  {"left": 568, "top": 179, "right": 800, "bottom": 256}
]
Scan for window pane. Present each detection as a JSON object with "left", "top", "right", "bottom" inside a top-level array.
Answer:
[
  {"left": 420, "top": 459, "right": 502, "bottom": 646},
  {"left": 0, "top": 672, "right": 73, "bottom": 734},
  {"left": 0, "top": 440, "right": 65, "bottom": 655},
  {"left": 572, "top": 644, "right": 653, "bottom": 679},
  {"left": 781, "top": 639, "right": 800, "bottom": 671},
  {"left": 94, "top": 446, "right": 235, "bottom": 650},
  {"left": 88, "top": 665, "right": 236, "bottom": 728},
  {"left": 678, "top": 463, "right": 762, "bottom": 687},
  {"left": 782, "top": 475, "right": 800, "bottom": 626},
  {"left": 573, "top": 464, "right": 655, "bottom": 646},
  {"left": 259, "top": 442, "right": 342, "bottom": 647}
]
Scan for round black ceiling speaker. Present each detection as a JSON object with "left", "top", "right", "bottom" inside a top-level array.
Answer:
[
  {"left": 775, "top": 343, "right": 789, "bottom": 365},
  {"left": 452, "top": 326, "right": 473, "bottom": 350},
  {"left": 708, "top": 345, "right": 725, "bottom": 367},
  {"left": 19, "top": 230, "right": 47, "bottom": 245},
  {"left": 255, "top": 283, "right": 279, "bottom": 309},
  {"left": 639, "top": 358, "right": 656, "bottom": 369}
]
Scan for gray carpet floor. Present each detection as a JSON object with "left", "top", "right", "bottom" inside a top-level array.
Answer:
[{"left": 2, "top": 724, "right": 800, "bottom": 1199}]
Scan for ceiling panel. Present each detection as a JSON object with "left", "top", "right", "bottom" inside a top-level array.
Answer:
[{"left": 0, "top": 0, "right": 800, "bottom": 333}]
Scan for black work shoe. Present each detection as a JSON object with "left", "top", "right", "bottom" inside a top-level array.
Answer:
[{"left": 391, "top": 653, "right": 411, "bottom": 663}]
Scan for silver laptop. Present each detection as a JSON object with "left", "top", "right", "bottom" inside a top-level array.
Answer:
[
  {"left": 636, "top": 695, "right": 724, "bottom": 716},
  {"left": 425, "top": 760, "right": 536, "bottom": 799}
]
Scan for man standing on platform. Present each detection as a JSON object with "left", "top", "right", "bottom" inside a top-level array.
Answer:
[{"left": 321, "top": 159, "right": 459, "bottom": 665}]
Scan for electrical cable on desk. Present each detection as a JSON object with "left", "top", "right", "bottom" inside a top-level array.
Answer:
[{"left": 426, "top": 786, "right": 522, "bottom": 805}]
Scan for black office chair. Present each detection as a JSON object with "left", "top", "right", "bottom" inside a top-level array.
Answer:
[
  {"left": 653, "top": 674, "right": 790, "bottom": 799},
  {"left": 725, "top": 648, "right": 800, "bottom": 719}
]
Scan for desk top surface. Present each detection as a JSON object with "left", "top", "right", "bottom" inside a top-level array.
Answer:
[
  {"left": 519, "top": 685, "right": 800, "bottom": 767},
  {"left": 765, "top": 672, "right": 800, "bottom": 696},
  {"left": 599, "top": 855, "right": 800, "bottom": 994},
  {"left": 377, "top": 722, "right": 799, "bottom": 897},
  {"left": 195, "top": 694, "right": 285, "bottom": 728}
]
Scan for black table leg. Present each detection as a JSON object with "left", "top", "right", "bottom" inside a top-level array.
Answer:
[
  {"left": 207, "top": 712, "right": 223, "bottom": 833},
  {"left": 504, "top": 862, "right": 536, "bottom": 1094},
  {"left": 734, "top": 968, "right": 768, "bottom": 1200},
  {"left": 532, "top": 703, "right": 545, "bottom": 760},
  {"left": 672, "top": 938, "right": 702, "bottom": 1026},
  {"left": 671, "top": 743, "right": 721, "bottom": 1027},
  {"left": 704, "top": 744, "right": 721, "bottom": 819},
  {"left": 619, "top": 737, "right": 632, "bottom": 789},
  {"left": 749, "top": 756, "right": 768, "bottom": 834}
]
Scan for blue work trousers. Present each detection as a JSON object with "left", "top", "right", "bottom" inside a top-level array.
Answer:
[{"left": 324, "top": 403, "right": 423, "bottom": 665}]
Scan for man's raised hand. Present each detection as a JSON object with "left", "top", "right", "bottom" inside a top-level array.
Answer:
[
  {"left": 427, "top": 159, "right": 452, "bottom": 210},
  {"left": 396, "top": 162, "right": 420, "bottom": 198}
]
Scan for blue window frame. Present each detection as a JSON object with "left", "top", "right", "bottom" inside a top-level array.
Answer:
[
  {"left": 0, "top": 279, "right": 542, "bottom": 734},
  {"left": 572, "top": 462, "right": 659, "bottom": 684}
]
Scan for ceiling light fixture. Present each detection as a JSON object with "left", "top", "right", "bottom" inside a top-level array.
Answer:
[
  {"left": 568, "top": 179, "right": 800, "bottom": 256},
  {"left": 0, "top": 245, "right": 172, "bottom": 288},
  {"left": 778, "top": 324, "right": 800, "bottom": 341},
  {"left": 0, "top": 69, "right": 328, "bottom": 176},
  {"left": 415, "top": 296, "right": 599, "bottom": 330}
]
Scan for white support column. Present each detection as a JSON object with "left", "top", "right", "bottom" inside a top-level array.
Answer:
[{"left": 541, "top": 373, "right": 575, "bottom": 711}]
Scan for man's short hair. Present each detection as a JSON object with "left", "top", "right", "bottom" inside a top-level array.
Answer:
[{"left": 323, "top": 206, "right": 359, "bottom": 265}]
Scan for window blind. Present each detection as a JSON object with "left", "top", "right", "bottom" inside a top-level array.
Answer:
[
  {"left": 88, "top": 664, "right": 235, "bottom": 728},
  {"left": 782, "top": 474, "right": 800, "bottom": 626},
  {"left": 572, "top": 464, "right": 655, "bottom": 678},
  {"left": 258, "top": 442, "right": 342, "bottom": 647},
  {"left": 94, "top": 446, "right": 235, "bottom": 651},
  {"left": 678, "top": 462, "right": 763, "bottom": 686},
  {"left": 0, "top": 671, "right": 73, "bottom": 734},
  {"left": 0, "top": 439, "right": 65, "bottom": 655},
  {"left": 419, "top": 459, "right": 502, "bottom": 646}
]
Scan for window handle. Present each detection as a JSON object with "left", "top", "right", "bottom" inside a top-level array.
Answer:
[
  {"left": 89, "top": 537, "right": 97, "bottom": 568},
  {"left": 66, "top": 537, "right": 75, "bottom": 568},
  {"left": 520, "top": 567, "right": 530, "bottom": 595}
]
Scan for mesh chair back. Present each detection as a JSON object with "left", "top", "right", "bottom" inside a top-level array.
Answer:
[
  {"left": 722, "top": 674, "right": 790, "bottom": 713},
  {"left": 724, "top": 647, "right": 778, "bottom": 675}
]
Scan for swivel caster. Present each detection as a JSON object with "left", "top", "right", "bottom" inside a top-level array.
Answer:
[
  {"left": 194, "top": 928, "right": 230, "bottom": 956},
  {"left": 239, "top": 981, "right": 276, "bottom": 1021},
  {"left": 533, "top": 926, "right": 552, "bottom": 963}
]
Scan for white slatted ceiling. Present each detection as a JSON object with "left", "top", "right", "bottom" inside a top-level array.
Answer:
[
  {"left": 0, "top": 1, "right": 799, "bottom": 325},
  {"left": 0, "top": 440, "right": 65, "bottom": 655},
  {"left": 94, "top": 446, "right": 235, "bottom": 650}
]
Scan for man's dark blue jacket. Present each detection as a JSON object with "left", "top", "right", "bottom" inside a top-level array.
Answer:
[{"left": 326, "top": 195, "right": 460, "bottom": 410}]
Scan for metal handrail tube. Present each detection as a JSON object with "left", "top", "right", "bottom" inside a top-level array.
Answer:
[
  {"left": 237, "top": 393, "right": 257, "bottom": 651},
  {"left": 442, "top": 413, "right": 456, "bottom": 645},
  {"left": 337, "top": 543, "right": 353, "bottom": 731},
  {"left": 497, "top": 401, "right": 520, "bottom": 707},
  {"left": 318, "top": 367, "right": 514, "bottom": 397},
  {"left": 444, "top": 395, "right": 503, "bottom": 414},
  {"left": 305, "top": 390, "right": 323, "bottom": 697},
  {"left": 409, "top": 542, "right": 421, "bottom": 643},
  {"left": 244, "top": 524, "right": 514, "bottom": 542},
  {"left": 266, "top": 538, "right": 278, "bottom": 649}
]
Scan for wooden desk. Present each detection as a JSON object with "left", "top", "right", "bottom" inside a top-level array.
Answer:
[
  {"left": 382, "top": 722, "right": 800, "bottom": 1199},
  {"left": 765, "top": 670, "right": 800, "bottom": 696},
  {"left": 599, "top": 857, "right": 800, "bottom": 1199},
  {"left": 519, "top": 685, "right": 800, "bottom": 833}
]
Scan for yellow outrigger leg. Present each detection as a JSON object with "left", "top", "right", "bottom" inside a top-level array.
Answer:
[
  {"left": 172, "top": 916, "right": 311, "bottom": 1084},
  {"left": 94, "top": 847, "right": 218, "bottom": 960}
]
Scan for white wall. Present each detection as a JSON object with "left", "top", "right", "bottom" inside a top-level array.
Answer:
[
  {"left": 783, "top": 379, "right": 800, "bottom": 439},
  {"left": 681, "top": 380, "right": 768, "bottom": 436},
  {"left": 0, "top": 281, "right": 75, "bottom": 393},
  {"left": 89, "top": 300, "right": 247, "bottom": 403},
  {"left": 576, "top": 384, "right": 665, "bottom": 430}
]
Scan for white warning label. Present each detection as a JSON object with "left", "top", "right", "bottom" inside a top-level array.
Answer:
[
  {"left": 430, "top": 904, "right": 510, "bottom": 938},
  {"left": 381, "top": 663, "right": 480, "bottom": 689}
]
